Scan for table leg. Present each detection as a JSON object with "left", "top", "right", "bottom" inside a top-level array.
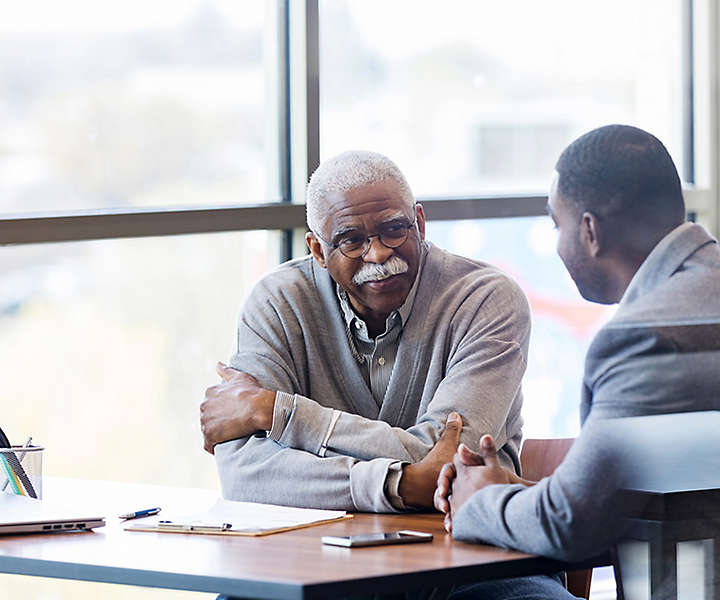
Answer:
[
  {"left": 706, "top": 538, "right": 719, "bottom": 600},
  {"left": 649, "top": 536, "right": 676, "bottom": 600}
]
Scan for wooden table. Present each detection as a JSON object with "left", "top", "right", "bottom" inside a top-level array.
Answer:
[{"left": 0, "top": 478, "right": 598, "bottom": 599}]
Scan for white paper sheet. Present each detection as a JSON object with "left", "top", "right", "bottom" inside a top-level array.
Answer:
[{"left": 125, "top": 498, "right": 348, "bottom": 535}]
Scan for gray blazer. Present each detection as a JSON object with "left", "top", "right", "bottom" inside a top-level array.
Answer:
[{"left": 452, "top": 223, "right": 720, "bottom": 560}]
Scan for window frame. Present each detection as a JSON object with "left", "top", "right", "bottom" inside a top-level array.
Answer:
[{"left": 0, "top": 0, "right": 715, "bottom": 259}]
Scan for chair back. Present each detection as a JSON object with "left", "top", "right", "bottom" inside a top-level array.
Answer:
[{"left": 520, "top": 438, "right": 592, "bottom": 600}]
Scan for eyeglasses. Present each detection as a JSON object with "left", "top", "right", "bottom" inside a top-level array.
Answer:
[{"left": 314, "top": 207, "right": 418, "bottom": 259}]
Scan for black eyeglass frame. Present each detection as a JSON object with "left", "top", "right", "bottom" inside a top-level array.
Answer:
[{"left": 312, "top": 205, "right": 419, "bottom": 259}]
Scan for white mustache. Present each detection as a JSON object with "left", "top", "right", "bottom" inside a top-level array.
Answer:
[{"left": 352, "top": 255, "right": 409, "bottom": 285}]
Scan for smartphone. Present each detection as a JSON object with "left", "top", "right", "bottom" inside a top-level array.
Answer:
[{"left": 321, "top": 530, "right": 433, "bottom": 547}]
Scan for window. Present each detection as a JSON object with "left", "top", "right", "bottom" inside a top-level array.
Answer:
[
  {"left": 1, "top": 231, "right": 279, "bottom": 487},
  {"left": 0, "top": 3, "right": 286, "bottom": 507},
  {"left": 320, "top": 0, "right": 685, "bottom": 196},
  {"left": 0, "top": 1, "right": 275, "bottom": 214}
]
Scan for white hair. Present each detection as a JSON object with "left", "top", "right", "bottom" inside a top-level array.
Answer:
[{"left": 306, "top": 150, "right": 415, "bottom": 234}]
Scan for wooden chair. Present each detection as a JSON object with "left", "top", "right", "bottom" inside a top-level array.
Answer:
[{"left": 520, "top": 438, "right": 593, "bottom": 600}]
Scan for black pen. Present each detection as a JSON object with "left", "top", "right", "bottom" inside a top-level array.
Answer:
[{"left": 119, "top": 507, "right": 161, "bottom": 520}]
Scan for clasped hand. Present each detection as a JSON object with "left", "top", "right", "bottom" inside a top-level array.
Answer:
[
  {"left": 200, "top": 362, "right": 275, "bottom": 454},
  {"left": 434, "top": 435, "right": 522, "bottom": 532}
]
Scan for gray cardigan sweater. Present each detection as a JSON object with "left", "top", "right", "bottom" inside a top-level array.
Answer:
[{"left": 215, "top": 242, "right": 530, "bottom": 512}]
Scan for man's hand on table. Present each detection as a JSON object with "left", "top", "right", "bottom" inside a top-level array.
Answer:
[
  {"left": 398, "top": 412, "right": 463, "bottom": 509},
  {"left": 200, "top": 362, "right": 276, "bottom": 454},
  {"left": 434, "top": 434, "right": 530, "bottom": 532}
]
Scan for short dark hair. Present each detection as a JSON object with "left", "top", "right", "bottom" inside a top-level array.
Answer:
[{"left": 555, "top": 125, "right": 685, "bottom": 229}]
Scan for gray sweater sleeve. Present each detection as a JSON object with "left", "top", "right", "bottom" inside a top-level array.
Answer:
[
  {"left": 215, "top": 274, "right": 400, "bottom": 512},
  {"left": 277, "top": 275, "right": 531, "bottom": 468},
  {"left": 214, "top": 435, "right": 400, "bottom": 511}
]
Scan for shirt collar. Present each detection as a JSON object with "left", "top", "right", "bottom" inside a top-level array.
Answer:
[
  {"left": 619, "top": 222, "right": 695, "bottom": 306},
  {"left": 336, "top": 242, "right": 428, "bottom": 332}
]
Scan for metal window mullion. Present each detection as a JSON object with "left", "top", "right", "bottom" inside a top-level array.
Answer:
[
  {"left": 305, "top": 0, "right": 320, "bottom": 181},
  {"left": 419, "top": 196, "right": 547, "bottom": 220},
  {"left": 682, "top": 0, "right": 696, "bottom": 184},
  {"left": 0, "top": 195, "right": 550, "bottom": 246},
  {"left": 278, "top": 0, "right": 293, "bottom": 261},
  {"left": 277, "top": 0, "right": 291, "bottom": 207},
  {"left": 0, "top": 204, "right": 308, "bottom": 245},
  {"left": 287, "top": 0, "right": 319, "bottom": 260},
  {"left": 712, "top": 0, "right": 720, "bottom": 236}
]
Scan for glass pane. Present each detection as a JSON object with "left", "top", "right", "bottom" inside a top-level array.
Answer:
[
  {"left": 0, "top": 230, "right": 280, "bottom": 486},
  {"left": 426, "top": 217, "right": 614, "bottom": 437},
  {"left": 320, "top": 0, "right": 684, "bottom": 196},
  {"left": 0, "top": 1, "right": 275, "bottom": 214}
]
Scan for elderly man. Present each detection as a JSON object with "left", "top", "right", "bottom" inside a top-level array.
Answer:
[
  {"left": 436, "top": 125, "right": 720, "bottom": 567},
  {"left": 203, "top": 153, "right": 586, "bottom": 600},
  {"left": 200, "top": 150, "right": 530, "bottom": 513}
]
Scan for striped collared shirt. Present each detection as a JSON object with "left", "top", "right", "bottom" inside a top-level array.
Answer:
[{"left": 336, "top": 244, "right": 426, "bottom": 407}]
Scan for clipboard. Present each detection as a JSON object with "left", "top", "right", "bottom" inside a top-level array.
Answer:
[{"left": 124, "top": 498, "right": 353, "bottom": 537}]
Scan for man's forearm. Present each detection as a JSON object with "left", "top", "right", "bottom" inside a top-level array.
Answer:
[
  {"left": 251, "top": 389, "right": 276, "bottom": 432},
  {"left": 396, "top": 412, "right": 464, "bottom": 509},
  {"left": 398, "top": 463, "right": 436, "bottom": 508},
  {"left": 215, "top": 435, "right": 404, "bottom": 512},
  {"left": 202, "top": 365, "right": 279, "bottom": 452}
]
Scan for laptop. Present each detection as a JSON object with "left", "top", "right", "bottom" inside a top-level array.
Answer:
[{"left": 0, "top": 493, "right": 106, "bottom": 535}]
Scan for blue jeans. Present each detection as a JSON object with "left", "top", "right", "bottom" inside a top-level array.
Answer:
[{"left": 448, "top": 573, "right": 578, "bottom": 600}]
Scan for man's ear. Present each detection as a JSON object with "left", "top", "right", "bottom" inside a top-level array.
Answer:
[
  {"left": 306, "top": 231, "right": 328, "bottom": 268},
  {"left": 415, "top": 203, "right": 426, "bottom": 242},
  {"left": 580, "top": 211, "right": 602, "bottom": 257}
]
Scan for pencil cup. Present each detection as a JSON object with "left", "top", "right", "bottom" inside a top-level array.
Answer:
[{"left": 0, "top": 444, "right": 44, "bottom": 499}]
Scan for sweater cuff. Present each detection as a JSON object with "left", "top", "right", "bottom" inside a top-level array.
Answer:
[
  {"left": 267, "top": 392, "right": 295, "bottom": 442},
  {"left": 452, "top": 484, "right": 527, "bottom": 544},
  {"left": 350, "top": 458, "right": 400, "bottom": 512},
  {"left": 451, "top": 493, "right": 486, "bottom": 543},
  {"left": 278, "top": 394, "right": 335, "bottom": 454},
  {"left": 384, "top": 461, "right": 408, "bottom": 510}
]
